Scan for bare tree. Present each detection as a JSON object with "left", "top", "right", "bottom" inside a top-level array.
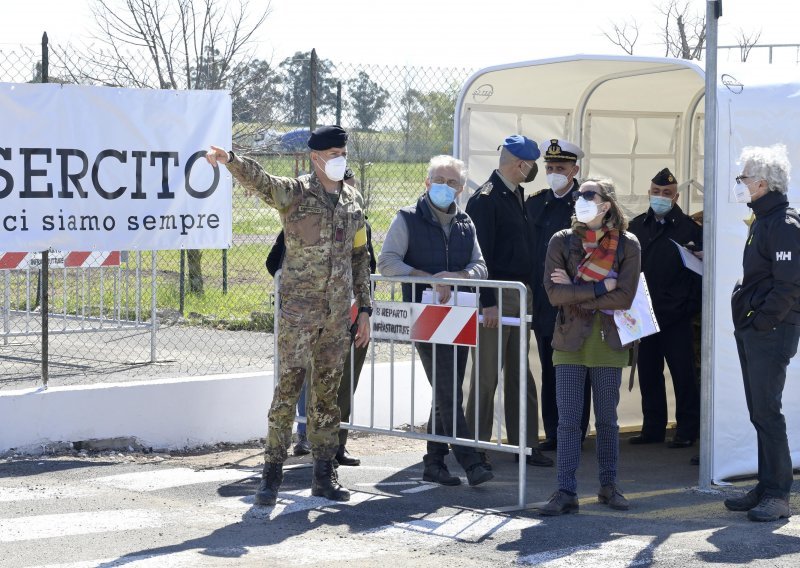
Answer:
[
  {"left": 658, "top": 0, "right": 706, "bottom": 60},
  {"left": 602, "top": 19, "right": 639, "bottom": 56},
  {"left": 735, "top": 27, "right": 762, "bottom": 62},
  {"left": 54, "top": 0, "right": 272, "bottom": 295}
]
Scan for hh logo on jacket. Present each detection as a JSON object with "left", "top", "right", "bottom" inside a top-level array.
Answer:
[{"left": 776, "top": 251, "right": 792, "bottom": 261}]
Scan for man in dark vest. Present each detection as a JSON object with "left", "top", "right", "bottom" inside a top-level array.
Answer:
[
  {"left": 378, "top": 154, "right": 493, "bottom": 487},
  {"left": 465, "top": 134, "right": 552, "bottom": 468},
  {"left": 628, "top": 168, "right": 702, "bottom": 448},
  {"left": 525, "top": 138, "right": 590, "bottom": 452}
]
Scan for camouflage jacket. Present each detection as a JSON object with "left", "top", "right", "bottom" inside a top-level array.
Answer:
[{"left": 226, "top": 155, "right": 371, "bottom": 311}]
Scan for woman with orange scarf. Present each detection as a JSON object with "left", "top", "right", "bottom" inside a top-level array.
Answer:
[{"left": 536, "top": 178, "right": 641, "bottom": 516}]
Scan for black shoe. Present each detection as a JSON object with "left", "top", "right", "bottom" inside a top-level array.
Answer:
[
  {"left": 748, "top": 496, "right": 792, "bottom": 522},
  {"left": 423, "top": 459, "right": 462, "bottom": 486},
  {"left": 465, "top": 463, "right": 494, "bottom": 486},
  {"left": 478, "top": 452, "right": 493, "bottom": 471},
  {"left": 668, "top": 436, "right": 695, "bottom": 449},
  {"left": 254, "top": 462, "right": 284, "bottom": 506},
  {"left": 536, "top": 490, "right": 579, "bottom": 516},
  {"left": 724, "top": 488, "right": 762, "bottom": 512},
  {"left": 292, "top": 434, "right": 311, "bottom": 456},
  {"left": 629, "top": 434, "right": 664, "bottom": 445},
  {"left": 538, "top": 438, "right": 557, "bottom": 452},
  {"left": 515, "top": 449, "right": 554, "bottom": 467},
  {"left": 311, "top": 459, "right": 350, "bottom": 501},
  {"left": 335, "top": 445, "right": 360, "bottom": 466}
]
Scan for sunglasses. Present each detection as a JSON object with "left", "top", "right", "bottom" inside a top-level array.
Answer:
[{"left": 573, "top": 190, "right": 601, "bottom": 202}]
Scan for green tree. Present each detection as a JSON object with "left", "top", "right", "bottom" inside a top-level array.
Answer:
[
  {"left": 346, "top": 71, "right": 389, "bottom": 131},
  {"left": 279, "top": 51, "right": 337, "bottom": 125}
]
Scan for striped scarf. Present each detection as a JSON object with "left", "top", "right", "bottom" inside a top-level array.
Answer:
[{"left": 575, "top": 228, "right": 620, "bottom": 283}]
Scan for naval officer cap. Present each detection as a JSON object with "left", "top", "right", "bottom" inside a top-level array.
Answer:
[
  {"left": 539, "top": 138, "right": 584, "bottom": 162},
  {"left": 652, "top": 167, "right": 677, "bottom": 186},
  {"left": 307, "top": 125, "right": 348, "bottom": 150},
  {"left": 500, "top": 134, "right": 540, "bottom": 161}
]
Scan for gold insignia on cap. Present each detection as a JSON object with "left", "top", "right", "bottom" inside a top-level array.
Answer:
[
  {"left": 546, "top": 139, "right": 561, "bottom": 157},
  {"left": 668, "top": 175, "right": 675, "bottom": 183}
]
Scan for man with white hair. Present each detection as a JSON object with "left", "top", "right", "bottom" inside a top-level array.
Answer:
[
  {"left": 379, "top": 155, "right": 494, "bottom": 487},
  {"left": 726, "top": 144, "right": 800, "bottom": 522}
]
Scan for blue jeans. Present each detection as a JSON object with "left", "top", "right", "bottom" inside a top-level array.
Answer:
[{"left": 734, "top": 322, "right": 800, "bottom": 499}]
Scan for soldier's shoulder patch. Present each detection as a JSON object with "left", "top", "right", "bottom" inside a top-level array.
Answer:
[
  {"left": 530, "top": 188, "right": 548, "bottom": 197},
  {"left": 479, "top": 182, "right": 494, "bottom": 195}
]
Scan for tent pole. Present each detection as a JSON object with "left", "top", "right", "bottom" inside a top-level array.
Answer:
[{"left": 699, "top": 0, "right": 722, "bottom": 491}]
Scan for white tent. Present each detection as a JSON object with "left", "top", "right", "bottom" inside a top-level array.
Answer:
[{"left": 454, "top": 54, "right": 800, "bottom": 485}]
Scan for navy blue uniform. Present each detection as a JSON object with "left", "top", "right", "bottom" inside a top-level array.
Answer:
[{"left": 629, "top": 205, "right": 703, "bottom": 441}]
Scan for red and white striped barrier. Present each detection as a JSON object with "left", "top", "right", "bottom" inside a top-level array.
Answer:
[
  {"left": 410, "top": 304, "right": 478, "bottom": 346},
  {"left": 0, "top": 251, "right": 121, "bottom": 270}
]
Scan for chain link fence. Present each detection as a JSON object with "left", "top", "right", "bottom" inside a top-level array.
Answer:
[{"left": 0, "top": 39, "right": 474, "bottom": 387}]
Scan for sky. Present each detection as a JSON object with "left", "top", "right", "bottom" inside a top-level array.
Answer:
[{"left": 2, "top": 0, "right": 800, "bottom": 68}]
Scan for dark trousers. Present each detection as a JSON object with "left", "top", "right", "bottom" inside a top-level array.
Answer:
[
  {"left": 735, "top": 322, "right": 800, "bottom": 499},
  {"left": 336, "top": 343, "right": 369, "bottom": 446},
  {"left": 416, "top": 342, "right": 480, "bottom": 469},
  {"left": 533, "top": 323, "right": 591, "bottom": 441},
  {"left": 637, "top": 317, "right": 700, "bottom": 440}
]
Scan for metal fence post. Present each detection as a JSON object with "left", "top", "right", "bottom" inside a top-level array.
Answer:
[
  {"left": 150, "top": 251, "right": 157, "bottom": 363},
  {"left": 179, "top": 249, "right": 185, "bottom": 315},
  {"left": 41, "top": 32, "right": 49, "bottom": 388},
  {"left": 309, "top": 48, "right": 318, "bottom": 131},
  {"left": 222, "top": 249, "right": 228, "bottom": 295}
]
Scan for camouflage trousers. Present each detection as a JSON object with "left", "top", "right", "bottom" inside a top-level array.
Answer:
[{"left": 265, "top": 297, "right": 351, "bottom": 463}]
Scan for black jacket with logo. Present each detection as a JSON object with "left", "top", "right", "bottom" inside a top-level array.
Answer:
[
  {"left": 731, "top": 190, "right": 800, "bottom": 330},
  {"left": 524, "top": 179, "right": 580, "bottom": 336},
  {"left": 466, "top": 170, "right": 533, "bottom": 307},
  {"left": 628, "top": 204, "right": 703, "bottom": 328}
]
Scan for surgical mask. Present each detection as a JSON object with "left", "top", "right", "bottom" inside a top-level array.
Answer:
[
  {"left": 521, "top": 161, "right": 538, "bottom": 184},
  {"left": 547, "top": 172, "right": 569, "bottom": 192},
  {"left": 318, "top": 155, "right": 347, "bottom": 181},
  {"left": 574, "top": 198, "right": 600, "bottom": 223},
  {"left": 733, "top": 182, "right": 753, "bottom": 204},
  {"left": 429, "top": 183, "right": 456, "bottom": 210},
  {"left": 649, "top": 195, "right": 674, "bottom": 216}
]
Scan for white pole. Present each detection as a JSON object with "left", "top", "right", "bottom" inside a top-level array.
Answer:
[{"left": 699, "top": 0, "right": 722, "bottom": 491}]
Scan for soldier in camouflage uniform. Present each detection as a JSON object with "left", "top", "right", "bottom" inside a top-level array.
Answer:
[{"left": 206, "top": 125, "right": 372, "bottom": 506}]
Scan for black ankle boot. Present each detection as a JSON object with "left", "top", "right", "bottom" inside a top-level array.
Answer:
[
  {"left": 255, "top": 462, "right": 283, "bottom": 506},
  {"left": 311, "top": 459, "right": 351, "bottom": 501},
  {"left": 335, "top": 445, "right": 361, "bottom": 466}
]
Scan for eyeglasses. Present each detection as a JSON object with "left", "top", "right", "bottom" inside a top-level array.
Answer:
[
  {"left": 573, "top": 190, "right": 600, "bottom": 201},
  {"left": 430, "top": 176, "right": 463, "bottom": 189},
  {"left": 735, "top": 175, "right": 754, "bottom": 184}
]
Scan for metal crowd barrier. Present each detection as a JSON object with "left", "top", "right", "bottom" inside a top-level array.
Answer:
[
  {"left": 273, "top": 272, "right": 532, "bottom": 510},
  {"left": 1, "top": 251, "right": 158, "bottom": 363}
]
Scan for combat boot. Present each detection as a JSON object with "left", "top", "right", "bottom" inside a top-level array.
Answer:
[
  {"left": 254, "top": 462, "right": 283, "bottom": 506},
  {"left": 311, "top": 459, "right": 351, "bottom": 501}
]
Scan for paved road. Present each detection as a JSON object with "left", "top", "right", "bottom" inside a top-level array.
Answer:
[{"left": 3, "top": 434, "right": 800, "bottom": 568}]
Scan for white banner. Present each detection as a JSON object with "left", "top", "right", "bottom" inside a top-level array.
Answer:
[{"left": 0, "top": 82, "right": 232, "bottom": 252}]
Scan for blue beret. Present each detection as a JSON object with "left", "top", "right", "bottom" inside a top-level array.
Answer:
[
  {"left": 307, "top": 125, "right": 348, "bottom": 150},
  {"left": 501, "top": 134, "right": 540, "bottom": 161}
]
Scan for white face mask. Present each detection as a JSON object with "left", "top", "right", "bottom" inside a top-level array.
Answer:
[
  {"left": 547, "top": 172, "right": 569, "bottom": 192},
  {"left": 318, "top": 155, "right": 347, "bottom": 181},
  {"left": 733, "top": 181, "right": 753, "bottom": 204},
  {"left": 575, "top": 198, "right": 600, "bottom": 223}
]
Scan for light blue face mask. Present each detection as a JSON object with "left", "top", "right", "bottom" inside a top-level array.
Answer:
[
  {"left": 649, "top": 195, "right": 674, "bottom": 216},
  {"left": 429, "top": 183, "right": 456, "bottom": 209}
]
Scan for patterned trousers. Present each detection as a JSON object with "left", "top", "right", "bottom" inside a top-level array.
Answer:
[{"left": 556, "top": 365, "right": 622, "bottom": 493}]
